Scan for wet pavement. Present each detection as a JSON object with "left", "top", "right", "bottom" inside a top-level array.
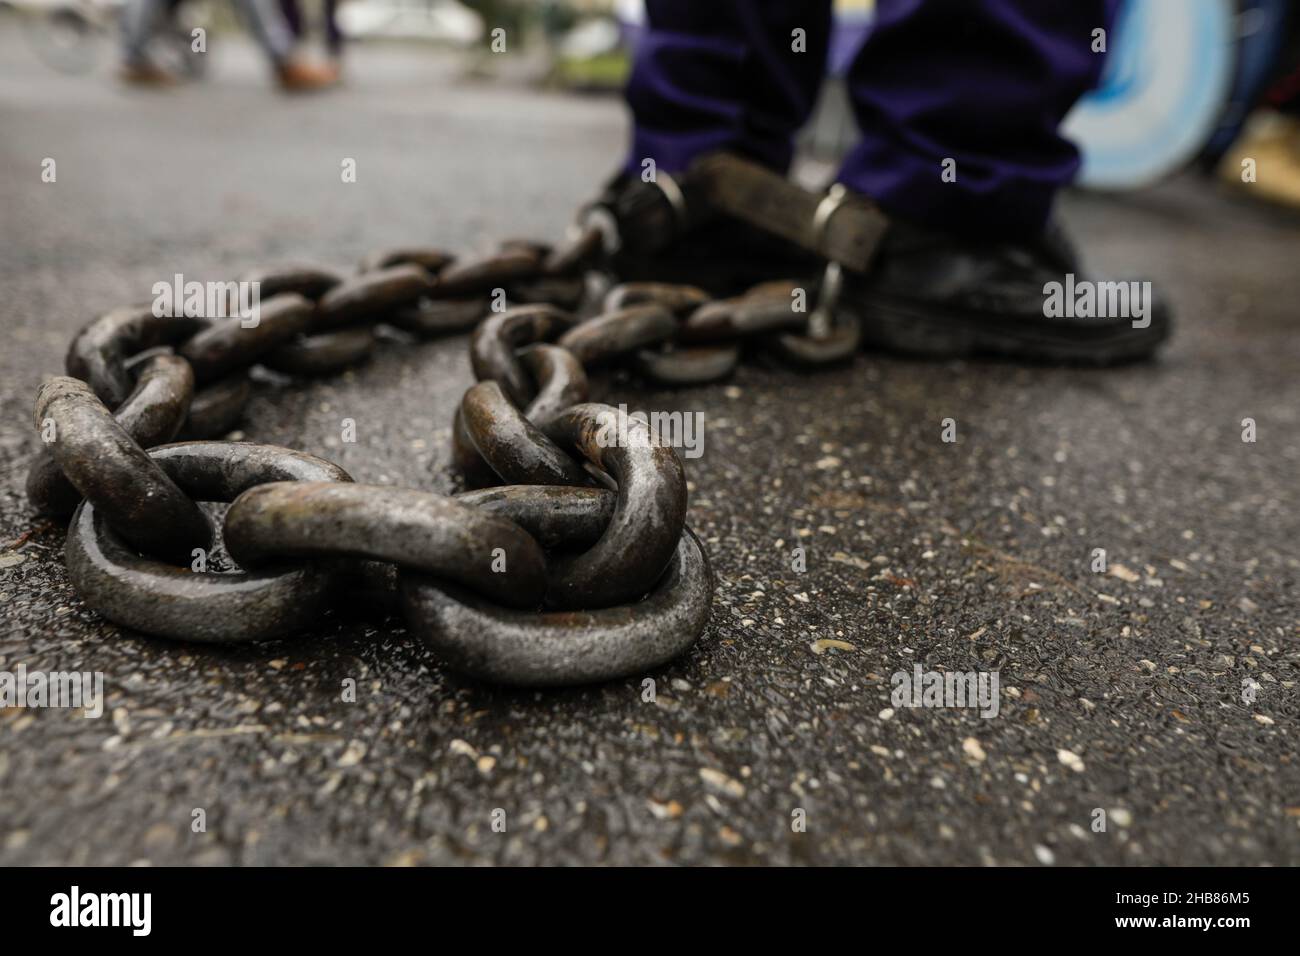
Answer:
[{"left": 1, "top": 30, "right": 1297, "bottom": 866}]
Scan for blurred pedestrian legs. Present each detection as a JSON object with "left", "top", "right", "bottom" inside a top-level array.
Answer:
[
  {"left": 279, "top": 0, "right": 344, "bottom": 63},
  {"left": 120, "top": 0, "right": 339, "bottom": 89}
]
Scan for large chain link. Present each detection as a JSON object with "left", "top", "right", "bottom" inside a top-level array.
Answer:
[{"left": 26, "top": 218, "right": 855, "bottom": 687}]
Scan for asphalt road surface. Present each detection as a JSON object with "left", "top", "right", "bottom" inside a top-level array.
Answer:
[{"left": 1, "top": 29, "right": 1297, "bottom": 866}]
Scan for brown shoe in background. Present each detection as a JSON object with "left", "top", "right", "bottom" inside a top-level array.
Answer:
[
  {"left": 119, "top": 61, "right": 178, "bottom": 88},
  {"left": 276, "top": 58, "right": 340, "bottom": 92}
]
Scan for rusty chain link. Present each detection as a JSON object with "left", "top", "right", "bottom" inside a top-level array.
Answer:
[{"left": 26, "top": 209, "right": 858, "bottom": 687}]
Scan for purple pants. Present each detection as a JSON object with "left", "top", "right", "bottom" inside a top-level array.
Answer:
[{"left": 625, "top": 0, "right": 1120, "bottom": 238}]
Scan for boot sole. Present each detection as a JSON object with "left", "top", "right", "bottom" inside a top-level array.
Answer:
[{"left": 846, "top": 293, "right": 1171, "bottom": 366}]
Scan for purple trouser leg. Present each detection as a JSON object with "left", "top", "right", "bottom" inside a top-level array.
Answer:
[
  {"left": 623, "top": 0, "right": 832, "bottom": 175},
  {"left": 624, "top": 0, "right": 1118, "bottom": 238},
  {"left": 841, "top": 0, "right": 1121, "bottom": 237}
]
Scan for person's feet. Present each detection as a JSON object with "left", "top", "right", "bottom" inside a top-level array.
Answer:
[
  {"left": 588, "top": 167, "right": 1171, "bottom": 365},
  {"left": 838, "top": 218, "right": 1172, "bottom": 365},
  {"left": 119, "top": 61, "right": 178, "bottom": 87},
  {"left": 276, "top": 58, "right": 340, "bottom": 92}
]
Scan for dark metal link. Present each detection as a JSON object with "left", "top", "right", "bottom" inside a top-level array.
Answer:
[
  {"left": 542, "top": 223, "right": 604, "bottom": 276},
  {"left": 636, "top": 344, "right": 740, "bottom": 386},
  {"left": 556, "top": 304, "right": 676, "bottom": 365},
  {"left": 91, "top": 353, "right": 194, "bottom": 450},
  {"left": 603, "top": 281, "right": 711, "bottom": 315},
  {"left": 66, "top": 306, "right": 209, "bottom": 406},
  {"left": 431, "top": 248, "right": 542, "bottom": 298},
  {"left": 388, "top": 296, "right": 489, "bottom": 336},
  {"left": 315, "top": 264, "right": 436, "bottom": 330},
  {"left": 541, "top": 402, "right": 687, "bottom": 609},
  {"left": 507, "top": 276, "right": 587, "bottom": 310},
  {"left": 238, "top": 263, "right": 343, "bottom": 301},
  {"left": 358, "top": 248, "right": 455, "bottom": 275},
  {"left": 35, "top": 377, "right": 212, "bottom": 564},
  {"left": 497, "top": 238, "right": 551, "bottom": 260},
  {"left": 518, "top": 343, "right": 588, "bottom": 426},
  {"left": 179, "top": 292, "right": 315, "bottom": 384},
  {"left": 455, "top": 485, "right": 614, "bottom": 550},
  {"left": 679, "top": 284, "right": 808, "bottom": 343},
  {"left": 768, "top": 321, "right": 862, "bottom": 367},
  {"left": 149, "top": 439, "right": 353, "bottom": 494},
  {"left": 182, "top": 375, "right": 252, "bottom": 439},
  {"left": 451, "top": 405, "right": 502, "bottom": 489},
  {"left": 223, "top": 481, "right": 549, "bottom": 609},
  {"left": 263, "top": 327, "right": 376, "bottom": 376},
  {"left": 67, "top": 503, "right": 334, "bottom": 643},
  {"left": 469, "top": 304, "right": 576, "bottom": 407},
  {"left": 460, "top": 381, "right": 591, "bottom": 486},
  {"left": 27, "top": 353, "right": 195, "bottom": 516},
  {"left": 399, "top": 527, "right": 712, "bottom": 687},
  {"left": 64, "top": 442, "right": 351, "bottom": 643}
]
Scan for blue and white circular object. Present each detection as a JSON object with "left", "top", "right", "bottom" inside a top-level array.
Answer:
[{"left": 1063, "top": 0, "right": 1236, "bottom": 190}]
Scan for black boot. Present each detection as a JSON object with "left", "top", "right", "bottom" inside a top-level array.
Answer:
[{"left": 838, "top": 219, "right": 1172, "bottom": 365}]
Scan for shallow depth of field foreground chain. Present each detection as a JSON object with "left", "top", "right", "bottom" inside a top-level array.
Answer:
[{"left": 25, "top": 200, "right": 864, "bottom": 686}]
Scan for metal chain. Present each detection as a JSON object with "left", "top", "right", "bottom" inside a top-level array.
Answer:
[{"left": 27, "top": 220, "right": 854, "bottom": 687}]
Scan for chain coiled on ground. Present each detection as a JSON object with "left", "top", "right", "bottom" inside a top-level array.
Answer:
[{"left": 26, "top": 219, "right": 857, "bottom": 687}]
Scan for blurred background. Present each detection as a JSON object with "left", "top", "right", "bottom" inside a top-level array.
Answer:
[{"left": 3, "top": 0, "right": 1300, "bottom": 203}]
